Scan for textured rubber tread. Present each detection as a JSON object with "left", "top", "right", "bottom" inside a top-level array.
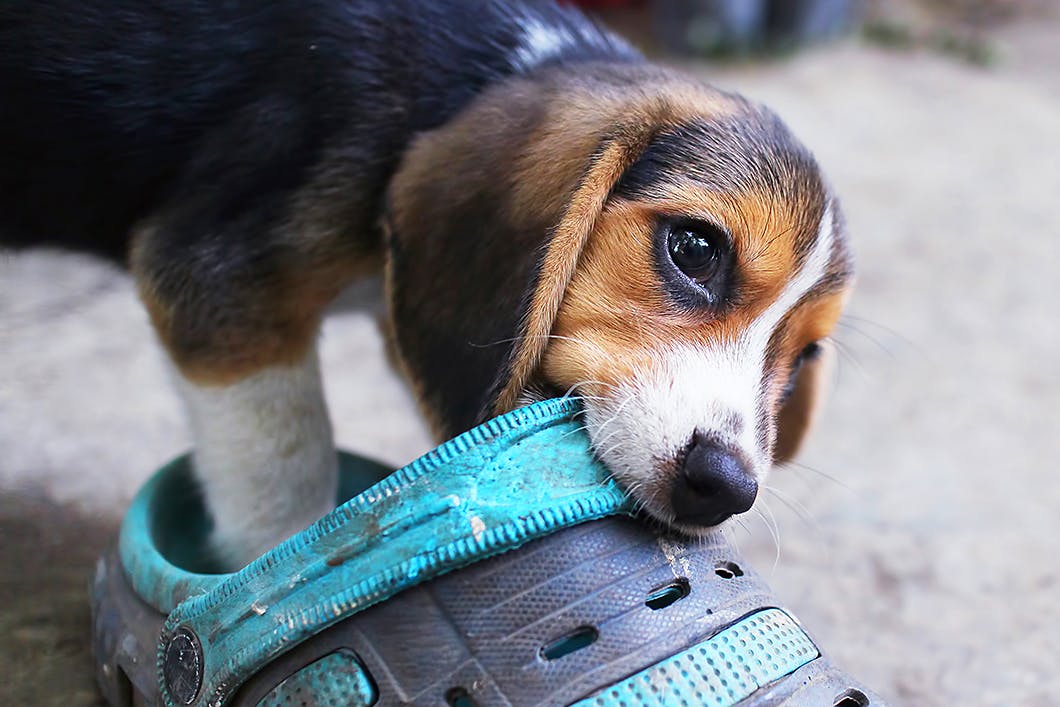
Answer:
[
  {"left": 254, "top": 650, "right": 376, "bottom": 707},
  {"left": 572, "top": 609, "right": 818, "bottom": 707}
]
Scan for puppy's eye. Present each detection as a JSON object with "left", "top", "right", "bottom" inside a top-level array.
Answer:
[
  {"left": 796, "top": 341, "right": 822, "bottom": 364},
  {"left": 667, "top": 223, "right": 726, "bottom": 283},
  {"left": 780, "top": 342, "right": 822, "bottom": 404}
]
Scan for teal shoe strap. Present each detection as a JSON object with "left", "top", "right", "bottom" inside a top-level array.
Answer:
[
  {"left": 119, "top": 453, "right": 396, "bottom": 614},
  {"left": 154, "top": 398, "right": 633, "bottom": 707}
]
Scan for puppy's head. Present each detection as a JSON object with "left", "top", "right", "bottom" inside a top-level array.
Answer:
[{"left": 387, "top": 65, "right": 852, "bottom": 533}]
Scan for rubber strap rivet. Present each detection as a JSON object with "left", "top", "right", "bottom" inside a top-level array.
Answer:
[{"left": 163, "top": 626, "right": 203, "bottom": 705}]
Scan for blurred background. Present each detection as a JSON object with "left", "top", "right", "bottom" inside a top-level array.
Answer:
[{"left": 2, "top": 0, "right": 1058, "bottom": 704}]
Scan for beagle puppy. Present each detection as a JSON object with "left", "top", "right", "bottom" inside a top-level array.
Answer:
[{"left": 1, "top": 0, "right": 853, "bottom": 568}]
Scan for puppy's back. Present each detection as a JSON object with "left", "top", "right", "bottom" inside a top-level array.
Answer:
[{"left": 0, "top": 0, "right": 636, "bottom": 259}]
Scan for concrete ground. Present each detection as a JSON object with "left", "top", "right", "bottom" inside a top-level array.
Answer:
[{"left": 2, "top": 17, "right": 1059, "bottom": 707}]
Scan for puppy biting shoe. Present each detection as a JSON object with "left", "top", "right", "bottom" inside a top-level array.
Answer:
[{"left": 91, "top": 399, "right": 885, "bottom": 706}]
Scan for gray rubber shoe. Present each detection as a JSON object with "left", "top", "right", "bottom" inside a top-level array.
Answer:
[{"left": 90, "top": 399, "right": 885, "bottom": 706}]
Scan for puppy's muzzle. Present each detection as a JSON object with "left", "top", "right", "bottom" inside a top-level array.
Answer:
[{"left": 672, "top": 433, "right": 757, "bottom": 527}]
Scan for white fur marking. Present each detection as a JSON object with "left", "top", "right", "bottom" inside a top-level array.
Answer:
[
  {"left": 746, "top": 202, "right": 836, "bottom": 347},
  {"left": 511, "top": 15, "right": 615, "bottom": 71},
  {"left": 586, "top": 204, "right": 836, "bottom": 524},
  {"left": 175, "top": 349, "right": 337, "bottom": 568}
]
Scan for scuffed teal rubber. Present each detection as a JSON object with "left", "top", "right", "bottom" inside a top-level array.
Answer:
[
  {"left": 155, "top": 398, "right": 634, "bottom": 707},
  {"left": 572, "top": 609, "right": 820, "bottom": 707},
  {"left": 119, "top": 459, "right": 225, "bottom": 613},
  {"left": 119, "top": 453, "right": 396, "bottom": 614}
]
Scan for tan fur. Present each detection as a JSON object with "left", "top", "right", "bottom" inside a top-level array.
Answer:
[
  {"left": 382, "top": 67, "right": 750, "bottom": 434},
  {"left": 540, "top": 189, "right": 843, "bottom": 405},
  {"left": 492, "top": 133, "right": 651, "bottom": 412},
  {"left": 773, "top": 346, "right": 831, "bottom": 463},
  {"left": 131, "top": 224, "right": 370, "bottom": 386},
  {"left": 491, "top": 72, "right": 747, "bottom": 413},
  {"left": 771, "top": 293, "right": 847, "bottom": 461}
]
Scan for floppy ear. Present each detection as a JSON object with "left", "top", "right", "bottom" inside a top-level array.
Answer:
[
  {"left": 772, "top": 344, "right": 833, "bottom": 464},
  {"left": 385, "top": 76, "right": 657, "bottom": 439},
  {"left": 491, "top": 133, "right": 650, "bottom": 415}
]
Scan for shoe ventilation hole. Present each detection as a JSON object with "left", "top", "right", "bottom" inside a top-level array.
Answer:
[
  {"left": 714, "top": 560, "right": 743, "bottom": 580},
  {"left": 834, "top": 688, "right": 871, "bottom": 707},
  {"left": 446, "top": 686, "right": 476, "bottom": 706},
  {"left": 645, "top": 578, "right": 690, "bottom": 610},
  {"left": 540, "top": 626, "right": 599, "bottom": 661}
]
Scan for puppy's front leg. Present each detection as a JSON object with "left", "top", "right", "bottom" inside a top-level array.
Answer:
[
  {"left": 174, "top": 350, "right": 336, "bottom": 567},
  {"left": 130, "top": 216, "right": 361, "bottom": 568}
]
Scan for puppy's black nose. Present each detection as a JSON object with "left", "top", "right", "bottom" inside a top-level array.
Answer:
[{"left": 671, "top": 435, "right": 757, "bottom": 527}]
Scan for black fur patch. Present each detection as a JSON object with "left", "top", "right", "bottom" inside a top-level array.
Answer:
[
  {"left": 0, "top": 0, "right": 637, "bottom": 259},
  {"left": 386, "top": 184, "right": 552, "bottom": 438},
  {"left": 614, "top": 111, "right": 822, "bottom": 203}
]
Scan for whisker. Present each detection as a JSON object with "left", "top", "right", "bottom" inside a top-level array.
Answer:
[
  {"left": 753, "top": 503, "right": 782, "bottom": 578},
  {"left": 783, "top": 460, "right": 852, "bottom": 492},
  {"left": 828, "top": 336, "right": 871, "bottom": 383},
  {"left": 591, "top": 426, "right": 625, "bottom": 454},
  {"left": 558, "top": 423, "right": 591, "bottom": 440},
  {"left": 600, "top": 436, "right": 627, "bottom": 461},
  {"left": 839, "top": 314, "right": 923, "bottom": 359},
  {"left": 763, "top": 485, "right": 830, "bottom": 554},
  {"left": 593, "top": 392, "right": 635, "bottom": 437},
  {"left": 468, "top": 333, "right": 616, "bottom": 360},
  {"left": 763, "top": 484, "right": 817, "bottom": 529},
  {"left": 835, "top": 319, "right": 898, "bottom": 362},
  {"left": 726, "top": 520, "right": 745, "bottom": 556}
]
